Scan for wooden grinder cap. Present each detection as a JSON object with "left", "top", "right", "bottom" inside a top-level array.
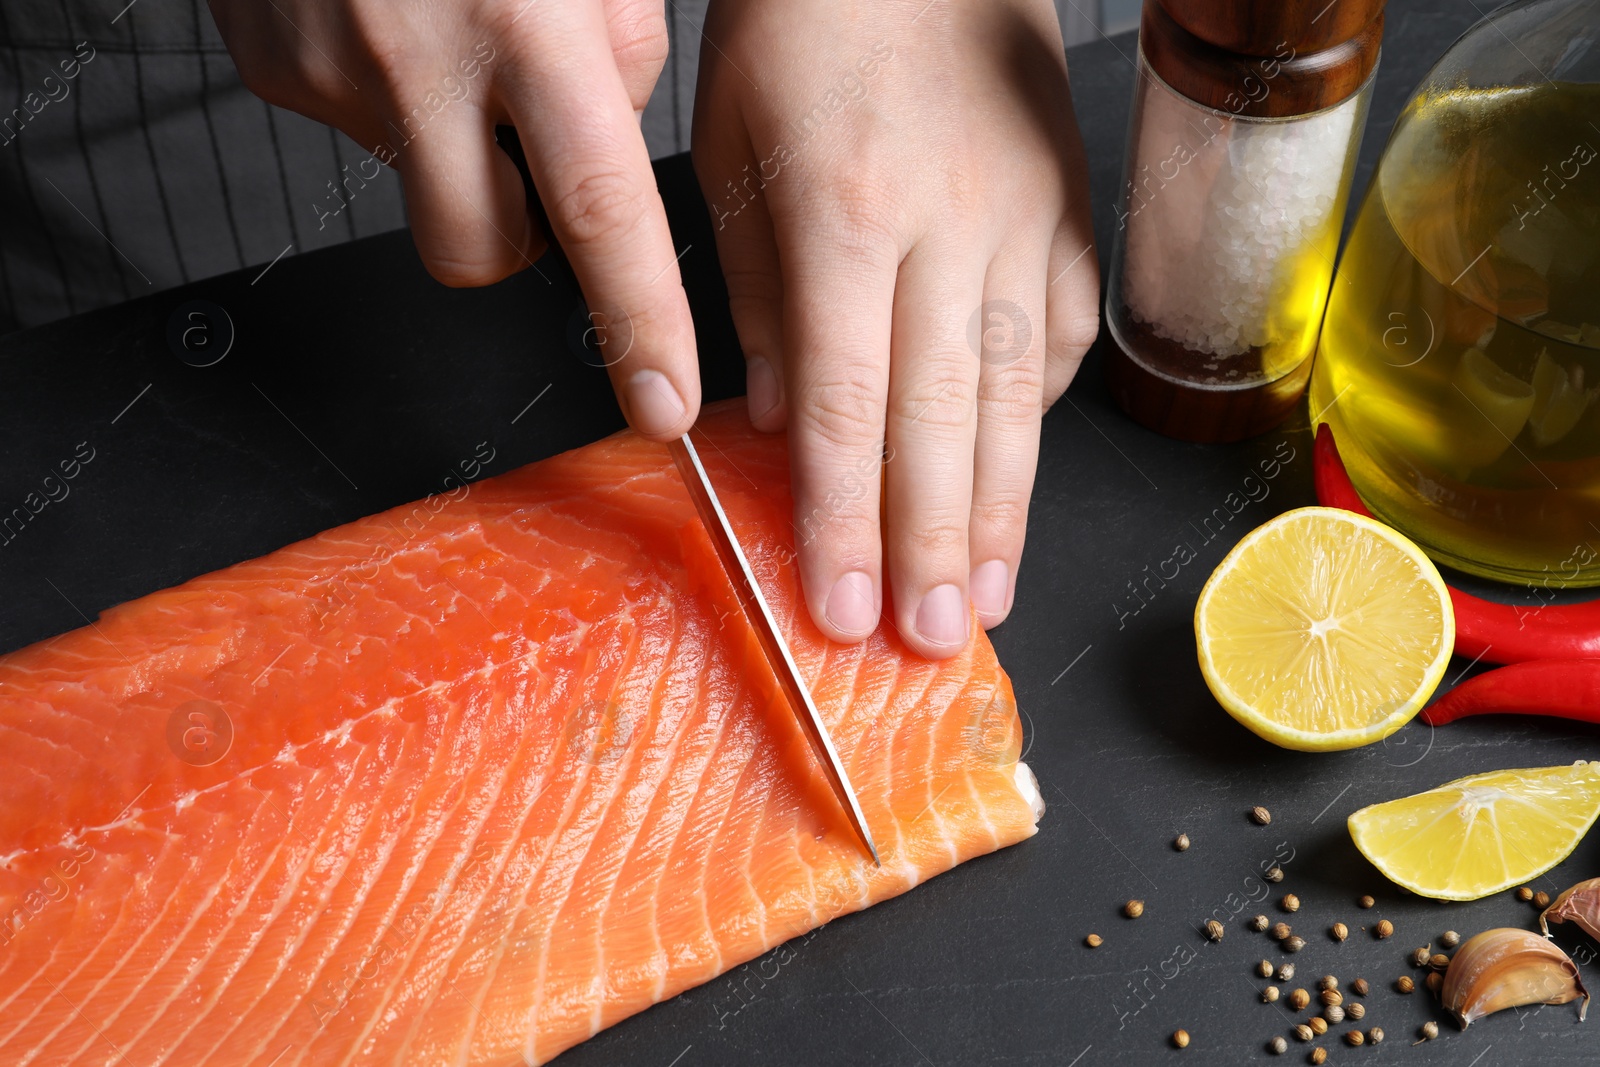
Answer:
[{"left": 1142, "top": 0, "right": 1386, "bottom": 118}]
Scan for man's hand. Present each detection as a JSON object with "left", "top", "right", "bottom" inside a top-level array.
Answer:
[
  {"left": 210, "top": 0, "right": 700, "bottom": 439},
  {"left": 693, "top": 0, "right": 1099, "bottom": 658}
]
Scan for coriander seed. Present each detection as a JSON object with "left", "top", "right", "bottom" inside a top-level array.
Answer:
[
  {"left": 1205, "top": 919, "right": 1226, "bottom": 942},
  {"left": 1251, "top": 805, "right": 1272, "bottom": 825},
  {"left": 1318, "top": 976, "right": 1338, "bottom": 993},
  {"left": 1426, "top": 972, "right": 1442, "bottom": 994},
  {"left": 1320, "top": 989, "right": 1342, "bottom": 1007},
  {"left": 1410, "top": 946, "right": 1431, "bottom": 968},
  {"left": 1174, "top": 833, "right": 1191, "bottom": 851},
  {"left": 1396, "top": 975, "right": 1415, "bottom": 994},
  {"left": 1420, "top": 1020, "right": 1439, "bottom": 1041},
  {"left": 1351, "top": 978, "right": 1369, "bottom": 996},
  {"left": 1330, "top": 922, "right": 1348, "bottom": 941},
  {"left": 1347, "top": 1002, "right": 1365, "bottom": 1021},
  {"left": 1251, "top": 914, "right": 1271, "bottom": 932},
  {"left": 1535, "top": 890, "right": 1552, "bottom": 909},
  {"left": 1265, "top": 866, "right": 1284, "bottom": 883},
  {"left": 1271, "top": 922, "right": 1292, "bottom": 941},
  {"left": 1517, "top": 886, "right": 1534, "bottom": 902},
  {"left": 1293, "top": 1024, "right": 1314, "bottom": 1041},
  {"left": 1429, "top": 953, "right": 1450, "bottom": 970},
  {"left": 1345, "top": 1029, "right": 1365, "bottom": 1047},
  {"left": 1173, "top": 1029, "right": 1190, "bottom": 1049},
  {"left": 1269, "top": 1035, "right": 1288, "bottom": 1055},
  {"left": 1368, "top": 1027, "right": 1383, "bottom": 1044},
  {"left": 1309, "top": 1016, "right": 1328, "bottom": 1036},
  {"left": 1276, "top": 963, "right": 1295, "bottom": 982},
  {"left": 1085, "top": 934, "right": 1103, "bottom": 948},
  {"left": 1324, "top": 1004, "right": 1345, "bottom": 1024},
  {"left": 1311, "top": 1048, "right": 1327, "bottom": 1065},
  {"left": 1281, "top": 893, "right": 1301, "bottom": 913},
  {"left": 1284, "top": 936, "right": 1306, "bottom": 953},
  {"left": 1124, "top": 899, "right": 1145, "bottom": 919},
  {"left": 1375, "top": 919, "right": 1393, "bottom": 939},
  {"left": 1289, "top": 989, "right": 1311, "bottom": 1011},
  {"left": 1258, "top": 960, "right": 1275, "bottom": 978},
  {"left": 1440, "top": 930, "right": 1460, "bottom": 949},
  {"left": 1358, "top": 894, "right": 1375, "bottom": 908},
  {"left": 1263, "top": 986, "right": 1280, "bottom": 1004}
]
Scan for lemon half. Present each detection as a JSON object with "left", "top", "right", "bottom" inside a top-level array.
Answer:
[
  {"left": 1349, "top": 763, "right": 1600, "bottom": 900},
  {"left": 1195, "top": 507, "right": 1454, "bottom": 751}
]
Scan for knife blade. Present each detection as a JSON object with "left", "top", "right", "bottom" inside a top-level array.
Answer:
[{"left": 668, "top": 433, "right": 881, "bottom": 867}]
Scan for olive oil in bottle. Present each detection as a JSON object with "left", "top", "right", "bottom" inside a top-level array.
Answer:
[{"left": 1311, "top": 82, "right": 1600, "bottom": 585}]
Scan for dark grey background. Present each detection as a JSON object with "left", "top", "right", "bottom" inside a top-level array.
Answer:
[{"left": 4, "top": 2, "right": 1598, "bottom": 1065}]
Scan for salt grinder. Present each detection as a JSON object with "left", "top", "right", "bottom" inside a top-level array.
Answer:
[{"left": 1104, "top": 0, "right": 1384, "bottom": 442}]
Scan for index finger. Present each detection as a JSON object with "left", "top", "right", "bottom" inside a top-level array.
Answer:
[{"left": 495, "top": 8, "right": 699, "bottom": 440}]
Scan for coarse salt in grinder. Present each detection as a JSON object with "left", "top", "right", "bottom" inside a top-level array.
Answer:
[{"left": 1104, "top": 0, "right": 1383, "bottom": 442}]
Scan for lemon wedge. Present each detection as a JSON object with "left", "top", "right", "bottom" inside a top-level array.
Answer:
[
  {"left": 1195, "top": 507, "right": 1454, "bottom": 751},
  {"left": 1349, "top": 763, "right": 1600, "bottom": 901}
]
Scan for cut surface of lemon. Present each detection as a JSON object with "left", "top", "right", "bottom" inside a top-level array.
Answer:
[
  {"left": 1349, "top": 763, "right": 1600, "bottom": 901},
  {"left": 1195, "top": 507, "right": 1454, "bottom": 751}
]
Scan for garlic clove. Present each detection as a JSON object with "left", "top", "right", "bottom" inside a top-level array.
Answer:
[
  {"left": 1540, "top": 877, "right": 1600, "bottom": 941},
  {"left": 1441, "top": 928, "right": 1589, "bottom": 1029}
]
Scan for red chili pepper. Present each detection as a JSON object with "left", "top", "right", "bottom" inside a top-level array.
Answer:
[
  {"left": 1421, "top": 660, "right": 1600, "bottom": 725},
  {"left": 1313, "top": 424, "right": 1600, "bottom": 664}
]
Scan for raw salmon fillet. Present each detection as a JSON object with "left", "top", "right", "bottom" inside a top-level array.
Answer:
[{"left": 0, "top": 399, "right": 1042, "bottom": 1065}]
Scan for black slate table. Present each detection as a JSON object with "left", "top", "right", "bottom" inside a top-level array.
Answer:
[{"left": 5, "top": 3, "right": 1596, "bottom": 1064}]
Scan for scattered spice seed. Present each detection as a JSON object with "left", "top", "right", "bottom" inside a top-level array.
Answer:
[
  {"left": 1271, "top": 923, "right": 1293, "bottom": 941},
  {"left": 1375, "top": 919, "right": 1394, "bottom": 939},
  {"left": 1309, "top": 1016, "right": 1328, "bottom": 1035},
  {"left": 1310, "top": 1049, "right": 1327, "bottom": 1065},
  {"left": 1517, "top": 886, "right": 1535, "bottom": 902},
  {"left": 1351, "top": 978, "right": 1369, "bottom": 997},
  {"left": 1251, "top": 806, "right": 1273, "bottom": 825},
  {"left": 1535, "top": 890, "right": 1552, "bottom": 909},
  {"left": 1289, "top": 989, "right": 1311, "bottom": 1011},
  {"left": 1410, "top": 946, "right": 1431, "bottom": 968},
  {"left": 1282, "top": 893, "right": 1301, "bottom": 913},
  {"left": 1368, "top": 1027, "right": 1384, "bottom": 1044},
  {"left": 1420, "top": 1020, "right": 1439, "bottom": 1041},
  {"left": 1429, "top": 953, "right": 1450, "bottom": 970},
  {"left": 1174, "top": 833, "right": 1190, "bottom": 851},
  {"left": 1396, "top": 976, "right": 1415, "bottom": 994},
  {"left": 1266, "top": 866, "right": 1285, "bottom": 883},
  {"left": 1085, "top": 934, "right": 1103, "bottom": 948},
  {"left": 1425, "top": 972, "right": 1442, "bottom": 994},
  {"left": 1173, "top": 1029, "right": 1190, "bottom": 1049},
  {"left": 1263, "top": 986, "right": 1280, "bottom": 1004},
  {"left": 1440, "top": 930, "right": 1460, "bottom": 949},
  {"left": 1358, "top": 894, "right": 1375, "bottom": 909},
  {"left": 1331, "top": 922, "right": 1348, "bottom": 941},
  {"left": 1270, "top": 1035, "right": 1288, "bottom": 1055},
  {"left": 1259, "top": 960, "right": 1275, "bottom": 979},
  {"left": 1125, "top": 900, "right": 1145, "bottom": 919},
  {"left": 1284, "top": 936, "right": 1307, "bottom": 953},
  {"left": 1320, "top": 989, "right": 1343, "bottom": 1007},
  {"left": 1277, "top": 963, "right": 1295, "bottom": 982},
  {"left": 1293, "top": 1024, "right": 1314, "bottom": 1042},
  {"left": 1345, "top": 1030, "right": 1365, "bottom": 1047},
  {"left": 1205, "top": 919, "right": 1226, "bottom": 942},
  {"left": 1251, "top": 914, "right": 1271, "bottom": 932},
  {"left": 1324, "top": 1004, "right": 1345, "bottom": 1024},
  {"left": 1318, "top": 976, "right": 1338, "bottom": 993},
  {"left": 1347, "top": 1002, "right": 1365, "bottom": 1021}
]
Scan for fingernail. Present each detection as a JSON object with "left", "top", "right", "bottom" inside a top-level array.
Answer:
[
  {"left": 914, "top": 583, "right": 969, "bottom": 648},
  {"left": 825, "top": 571, "right": 877, "bottom": 637},
  {"left": 746, "top": 357, "right": 780, "bottom": 420},
  {"left": 970, "top": 560, "right": 1010, "bottom": 622},
  {"left": 625, "top": 369, "right": 686, "bottom": 436}
]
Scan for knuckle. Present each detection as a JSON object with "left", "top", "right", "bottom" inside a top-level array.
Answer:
[
  {"left": 422, "top": 250, "right": 515, "bottom": 289},
  {"left": 796, "top": 378, "right": 883, "bottom": 455},
  {"left": 903, "top": 519, "right": 967, "bottom": 562},
  {"left": 971, "top": 492, "right": 1030, "bottom": 540},
  {"left": 611, "top": 11, "right": 670, "bottom": 78},
  {"left": 807, "top": 170, "right": 901, "bottom": 254},
  {"left": 978, "top": 361, "right": 1044, "bottom": 421},
  {"left": 552, "top": 167, "right": 647, "bottom": 249},
  {"left": 896, "top": 376, "right": 975, "bottom": 432}
]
